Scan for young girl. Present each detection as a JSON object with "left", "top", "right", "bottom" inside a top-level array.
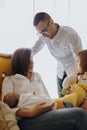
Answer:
[{"left": 62, "top": 49, "right": 87, "bottom": 109}]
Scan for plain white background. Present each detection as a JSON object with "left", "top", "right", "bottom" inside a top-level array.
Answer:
[{"left": 0, "top": 0, "right": 87, "bottom": 98}]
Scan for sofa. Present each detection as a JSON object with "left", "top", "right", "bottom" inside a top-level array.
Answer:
[
  {"left": 0, "top": 57, "right": 12, "bottom": 100},
  {"left": 0, "top": 56, "right": 20, "bottom": 130}
]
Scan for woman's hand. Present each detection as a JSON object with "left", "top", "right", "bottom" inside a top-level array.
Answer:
[
  {"left": 33, "top": 102, "right": 54, "bottom": 115},
  {"left": 16, "top": 102, "right": 54, "bottom": 118}
]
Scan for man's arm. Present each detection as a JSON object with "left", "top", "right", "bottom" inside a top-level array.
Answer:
[{"left": 31, "top": 37, "right": 45, "bottom": 55}]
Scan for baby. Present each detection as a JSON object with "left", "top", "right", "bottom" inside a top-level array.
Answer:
[
  {"left": 3, "top": 92, "right": 74, "bottom": 110},
  {"left": 3, "top": 92, "right": 57, "bottom": 109}
]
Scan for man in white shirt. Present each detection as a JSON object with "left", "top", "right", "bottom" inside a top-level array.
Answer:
[
  {"left": 0, "top": 12, "right": 83, "bottom": 97},
  {"left": 31, "top": 12, "right": 83, "bottom": 97}
]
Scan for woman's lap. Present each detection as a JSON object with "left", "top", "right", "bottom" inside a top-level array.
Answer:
[{"left": 18, "top": 108, "right": 87, "bottom": 130}]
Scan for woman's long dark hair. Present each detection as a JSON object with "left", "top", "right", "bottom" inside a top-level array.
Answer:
[{"left": 11, "top": 48, "right": 31, "bottom": 76}]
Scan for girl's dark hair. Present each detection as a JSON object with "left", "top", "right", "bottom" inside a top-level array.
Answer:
[
  {"left": 33, "top": 12, "right": 51, "bottom": 26},
  {"left": 12, "top": 48, "right": 31, "bottom": 76},
  {"left": 77, "top": 49, "right": 87, "bottom": 74}
]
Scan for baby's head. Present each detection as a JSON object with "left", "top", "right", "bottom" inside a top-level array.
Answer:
[{"left": 3, "top": 92, "right": 19, "bottom": 108}]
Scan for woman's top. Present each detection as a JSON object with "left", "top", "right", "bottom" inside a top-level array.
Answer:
[
  {"left": 2, "top": 72, "right": 50, "bottom": 99},
  {"left": 2, "top": 72, "right": 52, "bottom": 112}
]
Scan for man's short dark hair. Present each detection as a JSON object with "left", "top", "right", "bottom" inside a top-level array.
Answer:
[{"left": 33, "top": 12, "right": 51, "bottom": 26}]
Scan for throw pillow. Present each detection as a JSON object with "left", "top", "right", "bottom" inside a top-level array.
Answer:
[{"left": 0, "top": 101, "right": 20, "bottom": 130}]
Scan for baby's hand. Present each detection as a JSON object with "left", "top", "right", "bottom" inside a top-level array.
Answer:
[{"left": 62, "top": 85, "right": 74, "bottom": 95}]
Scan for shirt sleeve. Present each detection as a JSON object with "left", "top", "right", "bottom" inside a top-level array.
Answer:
[
  {"left": 69, "top": 29, "right": 83, "bottom": 55},
  {"left": 2, "top": 76, "right": 14, "bottom": 99},
  {"left": 31, "top": 37, "right": 45, "bottom": 55}
]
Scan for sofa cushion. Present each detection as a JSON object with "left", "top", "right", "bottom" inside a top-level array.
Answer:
[
  {"left": 0, "top": 57, "right": 12, "bottom": 100},
  {"left": 0, "top": 101, "right": 20, "bottom": 130}
]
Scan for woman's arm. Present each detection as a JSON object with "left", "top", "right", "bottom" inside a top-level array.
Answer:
[{"left": 16, "top": 102, "right": 54, "bottom": 118}]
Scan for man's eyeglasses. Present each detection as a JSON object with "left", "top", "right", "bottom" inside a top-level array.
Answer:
[{"left": 37, "top": 20, "right": 50, "bottom": 36}]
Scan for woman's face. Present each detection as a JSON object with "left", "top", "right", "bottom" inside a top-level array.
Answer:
[
  {"left": 76, "top": 56, "right": 82, "bottom": 74},
  {"left": 28, "top": 55, "right": 34, "bottom": 73}
]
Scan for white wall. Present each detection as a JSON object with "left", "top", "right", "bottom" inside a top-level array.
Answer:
[{"left": 0, "top": 0, "right": 87, "bottom": 98}]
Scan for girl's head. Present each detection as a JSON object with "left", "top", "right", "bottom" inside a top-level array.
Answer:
[
  {"left": 12, "top": 48, "right": 33, "bottom": 76},
  {"left": 76, "top": 50, "right": 87, "bottom": 75}
]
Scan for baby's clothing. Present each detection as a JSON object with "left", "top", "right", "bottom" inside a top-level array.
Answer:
[{"left": 17, "top": 93, "right": 57, "bottom": 110}]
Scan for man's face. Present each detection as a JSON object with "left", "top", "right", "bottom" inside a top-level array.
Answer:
[{"left": 35, "top": 20, "right": 53, "bottom": 38}]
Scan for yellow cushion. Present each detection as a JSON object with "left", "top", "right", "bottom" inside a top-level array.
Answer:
[{"left": 0, "top": 57, "right": 12, "bottom": 99}]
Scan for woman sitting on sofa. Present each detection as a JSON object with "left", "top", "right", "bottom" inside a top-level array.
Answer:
[{"left": 1, "top": 48, "right": 87, "bottom": 130}]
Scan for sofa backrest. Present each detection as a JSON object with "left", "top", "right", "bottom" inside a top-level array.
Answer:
[{"left": 0, "top": 57, "right": 12, "bottom": 100}]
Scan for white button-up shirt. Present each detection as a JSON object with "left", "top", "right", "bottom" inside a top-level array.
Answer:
[{"left": 32, "top": 26, "right": 83, "bottom": 79}]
